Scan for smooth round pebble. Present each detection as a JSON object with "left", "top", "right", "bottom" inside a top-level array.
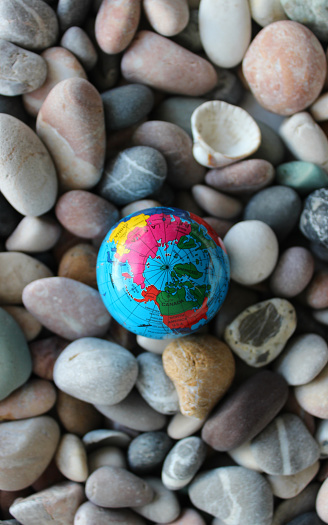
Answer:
[
  {"left": 128, "top": 432, "right": 173, "bottom": 474},
  {"left": 306, "top": 272, "right": 328, "bottom": 309},
  {"left": 300, "top": 189, "right": 328, "bottom": 247},
  {"left": 56, "top": 391, "right": 102, "bottom": 436},
  {"left": 0, "top": 379, "right": 56, "bottom": 421},
  {"left": 121, "top": 200, "right": 162, "bottom": 218},
  {"left": 136, "top": 336, "right": 175, "bottom": 354},
  {"left": 2, "top": 306, "right": 41, "bottom": 342},
  {"left": 162, "top": 437, "right": 206, "bottom": 490},
  {"left": 281, "top": 0, "right": 328, "bottom": 41},
  {"left": 5, "top": 216, "right": 61, "bottom": 253},
  {"left": 132, "top": 477, "right": 180, "bottom": 523},
  {"left": 223, "top": 220, "right": 279, "bottom": 285},
  {"left": 317, "top": 477, "right": 328, "bottom": 522},
  {"left": 249, "top": 0, "right": 287, "bottom": 26},
  {"left": 205, "top": 159, "right": 274, "bottom": 194},
  {"left": 102, "top": 84, "right": 154, "bottom": 132},
  {"left": 268, "top": 461, "right": 320, "bottom": 499},
  {"left": 95, "top": 0, "right": 140, "bottom": 54},
  {"left": 143, "top": 0, "right": 189, "bottom": 37},
  {"left": 295, "top": 362, "right": 328, "bottom": 418},
  {"left": 88, "top": 446, "right": 127, "bottom": 474},
  {"left": 191, "top": 185, "right": 242, "bottom": 219},
  {"left": 55, "top": 434, "right": 88, "bottom": 482},
  {"left": 167, "top": 412, "right": 205, "bottom": 440},
  {"left": 83, "top": 429, "right": 131, "bottom": 450},
  {"left": 60, "top": 26, "right": 97, "bottom": 71},
  {"left": 270, "top": 247, "right": 314, "bottom": 298},
  {"left": 74, "top": 502, "right": 146, "bottom": 525},
  {"left": 58, "top": 243, "right": 97, "bottom": 288},
  {"left": 311, "top": 92, "right": 328, "bottom": 122},
  {"left": 276, "top": 161, "right": 328, "bottom": 195}
]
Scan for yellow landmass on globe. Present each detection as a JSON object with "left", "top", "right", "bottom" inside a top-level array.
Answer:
[{"left": 108, "top": 213, "right": 150, "bottom": 256}]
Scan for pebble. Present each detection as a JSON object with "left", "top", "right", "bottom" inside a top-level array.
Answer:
[
  {"left": 0, "top": 40, "right": 47, "bottom": 97},
  {"left": 199, "top": 0, "right": 251, "bottom": 68},
  {"left": 60, "top": 26, "right": 97, "bottom": 72},
  {"left": 295, "top": 362, "right": 328, "bottom": 418},
  {"left": 0, "top": 0, "right": 58, "bottom": 50},
  {"left": 143, "top": 0, "right": 189, "bottom": 37},
  {"left": 9, "top": 481, "right": 84, "bottom": 525},
  {"left": 29, "top": 336, "right": 68, "bottom": 381},
  {"left": 22, "top": 277, "right": 111, "bottom": 340},
  {"left": 5, "top": 216, "right": 61, "bottom": 253},
  {"left": 136, "top": 353, "right": 179, "bottom": 415},
  {"left": 250, "top": 413, "right": 320, "bottom": 475},
  {"left": 163, "top": 335, "right": 235, "bottom": 420},
  {"left": 275, "top": 334, "right": 328, "bottom": 386},
  {"left": 85, "top": 466, "right": 153, "bottom": 508},
  {"left": 58, "top": 243, "right": 97, "bottom": 288},
  {"left": 88, "top": 446, "right": 127, "bottom": 473},
  {"left": 167, "top": 412, "right": 205, "bottom": 440},
  {"left": 316, "top": 420, "right": 328, "bottom": 458},
  {"left": 153, "top": 96, "right": 204, "bottom": 136},
  {"left": 159, "top": 508, "right": 206, "bottom": 525},
  {"left": 23, "top": 47, "right": 87, "bottom": 117},
  {"left": 56, "top": 390, "right": 102, "bottom": 436},
  {"left": 306, "top": 272, "right": 328, "bottom": 309},
  {"left": 254, "top": 120, "right": 286, "bottom": 166},
  {"left": 36, "top": 77, "right": 106, "bottom": 192},
  {"left": 2, "top": 306, "right": 41, "bottom": 342},
  {"left": 0, "top": 416, "right": 60, "bottom": 490},
  {"left": 74, "top": 502, "right": 147, "bottom": 525},
  {"left": 161, "top": 436, "right": 206, "bottom": 490},
  {"left": 128, "top": 432, "right": 173, "bottom": 474},
  {"left": 121, "top": 31, "right": 218, "bottom": 96},
  {"left": 202, "top": 370, "right": 288, "bottom": 451},
  {"left": 281, "top": 0, "right": 328, "bottom": 41},
  {"left": 287, "top": 513, "right": 325, "bottom": 525},
  {"left": 242, "top": 21, "right": 326, "bottom": 115},
  {"left": 95, "top": 0, "right": 140, "bottom": 54},
  {"left": 121, "top": 200, "right": 161, "bottom": 218},
  {"left": 270, "top": 247, "right": 315, "bottom": 298},
  {"left": 173, "top": 190, "right": 204, "bottom": 216},
  {"left": 313, "top": 309, "right": 328, "bottom": 326},
  {"left": 0, "top": 378, "right": 56, "bottom": 421},
  {"left": 285, "top": 390, "right": 316, "bottom": 435},
  {"left": 55, "top": 434, "right": 88, "bottom": 482},
  {"left": 277, "top": 162, "right": 328, "bottom": 196},
  {"left": 55, "top": 190, "right": 119, "bottom": 240},
  {"left": 268, "top": 461, "right": 320, "bottom": 499},
  {"left": 249, "top": 0, "right": 288, "bottom": 26},
  {"left": 132, "top": 477, "right": 180, "bottom": 523},
  {"left": 0, "top": 114, "right": 57, "bottom": 216},
  {"left": 188, "top": 466, "right": 273, "bottom": 524},
  {"left": 102, "top": 84, "right": 154, "bottom": 132},
  {"left": 191, "top": 185, "right": 243, "bottom": 219},
  {"left": 300, "top": 189, "right": 328, "bottom": 247},
  {"left": 173, "top": 9, "right": 202, "bottom": 52},
  {"left": 272, "top": 483, "right": 321, "bottom": 525},
  {"left": 205, "top": 159, "right": 274, "bottom": 194},
  {"left": 53, "top": 337, "right": 138, "bottom": 405},
  {"left": 223, "top": 220, "right": 279, "bottom": 285},
  {"left": 57, "top": 0, "right": 92, "bottom": 32},
  {"left": 83, "top": 429, "right": 131, "bottom": 450},
  {"left": 201, "top": 217, "right": 233, "bottom": 238},
  {"left": 224, "top": 298, "right": 297, "bottom": 367},
  {"left": 98, "top": 146, "right": 167, "bottom": 206},
  {"left": 205, "top": 67, "right": 244, "bottom": 106},
  {"left": 317, "top": 477, "right": 328, "bottom": 522},
  {"left": 228, "top": 440, "right": 262, "bottom": 471}
]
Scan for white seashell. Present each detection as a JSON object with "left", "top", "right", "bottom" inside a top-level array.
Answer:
[
  {"left": 310, "top": 92, "right": 328, "bottom": 122},
  {"left": 191, "top": 100, "right": 261, "bottom": 168}
]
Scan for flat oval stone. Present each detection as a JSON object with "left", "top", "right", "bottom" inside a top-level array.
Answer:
[
  {"left": 74, "top": 502, "right": 146, "bottom": 525},
  {"left": 98, "top": 146, "right": 167, "bottom": 206},
  {"left": 0, "top": 114, "right": 57, "bottom": 216},
  {"left": 281, "top": 0, "right": 328, "bottom": 41},
  {"left": 202, "top": 370, "right": 288, "bottom": 451},
  {"left": 294, "top": 362, "right": 328, "bottom": 418},
  {"left": 29, "top": 336, "right": 68, "bottom": 381},
  {"left": 22, "top": 277, "right": 111, "bottom": 340},
  {"left": 53, "top": 337, "right": 137, "bottom": 405},
  {"left": 95, "top": 389, "right": 167, "bottom": 432},
  {"left": 95, "top": 0, "right": 140, "bottom": 54},
  {"left": 191, "top": 185, "right": 243, "bottom": 219},
  {"left": 23, "top": 47, "right": 87, "bottom": 117},
  {"left": 242, "top": 21, "right": 326, "bottom": 115},
  {"left": 275, "top": 334, "right": 328, "bottom": 386},
  {"left": 306, "top": 272, "right": 328, "bottom": 309},
  {"left": 83, "top": 429, "right": 131, "bottom": 450},
  {"left": 267, "top": 461, "right": 319, "bottom": 499},
  {"left": 162, "top": 437, "right": 206, "bottom": 490},
  {"left": 0, "top": 379, "right": 56, "bottom": 421},
  {"left": 0, "top": 308, "right": 32, "bottom": 400},
  {"left": 0, "top": 416, "right": 60, "bottom": 490},
  {"left": 60, "top": 26, "right": 97, "bottom": 72},
  {"left": 153, "top": 96, "right": 204, "bottom": 135},
  {"left": 121, "top": 31, "right": 217, "bottom": 96},
  {"left": 5, "top": 216, "right": 61, "bottom": 253},
  {"left": 132, "top": 477, "right": 180, "bottom": 523},
  {"left": 0, "top": 39, "right": 47, "bottom": 96},
  {"left": 199, "top": 0, "right": 251, "bottom": 68},
  {"left": 102, "top": 84, "right": 154, "bottom": 132},
  {"left": 56, "top": 391, "right": 102, "bottom": 436},
  {"left": 58, "top": 243, "right": 97, "bottom": 289},
  {"left": 57, "top": 0, "right": 92, "bottom": 32},
  {"left": 143, "top": 0, "right": 189, "bottom": 37},
  {"left": 0, "top": 0, "right": 58, "bottom": 50},
  {"left": 205, "top": 159, "right": 274, "bottom": 194},
  {"left": 85, "top": 466, "right": 153, "bottom": 508},
  {"left": 188, "top": 466, "right": 273, "bottom": 524},
  {"left": 251, "top": 413, "right": 320, "bottom": 475},
  {"left": 128, "top": 432, "right": 173, "bottom": 474},
  {"left": 300, "top": 189, "right": 328, "bottom": 247},
  {"left": 136, "top": 353, "right": 179, "bottom": 415},
  {"left": 55, "top": 434, "right": 88, "bottom": 482},
  {"left": 55, "top": 190, "right": 119, "bottom": 240},
  {"left": 270, "top": 247, "right": 314, "bottom": 298},
  {"left": 276, "top": 161, "right": 328, "bottom": 195},
  {"left": 2, "top": 306, "right": 41, "bottom": 342},
  {"left": 88, "top": 446, "right": 127, "bottom": 473},
  {"left": 167, "top": 412, "right": 205, "bottom": 440},
  {"left": 36, "top": 77, "right": 106, "bottom": 191},
  {"left": 163, "top": 335, "right": 235, "bottom": 420},
  {"left": 9, "top": 482, "right": 84, "bottom": 525}
]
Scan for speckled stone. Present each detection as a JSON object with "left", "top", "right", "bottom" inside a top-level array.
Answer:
[
  {"left": 244, "top": 186, "right": 302, "bottom": 241},
  {"left": 162, "top": 436, "right": 206, "bottom": 490},
  {"left": 267, "top": 461, "right": 319, "bottom": 499},
  {"left": 57, "top": 0, "right": 92, "bottom": 31},
  {"left": 0, "top": 416, "right": 60, "bottom": 490},
  {"left": 22, "top": 277, "right": 111, "bottom": 340},
  {"left": 300, "top": 189, "right": 328, "bottom": 247},
  {"left": 54, "top": 337, "right": 137, "bottom": 406},
  {"left": 294, "top": 362, "right": 328, "bottom": 418},
  {"left": 275, "top": 333, "right": 328, "bottom": 386},
  {"left": 98, "top": 146, "right": 167, "bottom": 206},
  {"left": 0, "top": 379, "right": 56, "bottom": 421},
  {"left": 56, "top": 391, "right": 102, "bottom": 436},
  {"left": 205, "top": 159, "right": 274, "bottom": 194},
  {"left": 202, "top": 370, "right": 288, "bottom": 451},
  {"left": 272, "top": 483, "right": 321, "bottom": 525},
  {"left": 74, "top": 502, "right": 147, "bottom": 525},
  {"left": 102, "top": 84, "right": 154, "bottom": 132},
  {"left": 276, "top": 161, "right": 328, "bottom": 195},
  {"left": 85, "top": 466, "right": 153, "bottom": 508},
  {"left": 0, "top": 0, "right": 58, "bottom": 50},
  {"left": 55, "top": 434, "right": 88, "bottom": 482},
  {"left": 132, "top": 477, "right": 180, "bottom": 523},
  {"left": 88, "top": 446, "right": 127, "bottom": 473},
  {"left": 163, "top": 335, "right": 235, "bottom": 420},
  {"left": 188, "top": 466, "right": 273, "bottom": 524},
  {"left": 9, "top": 482, "right": 84, "bottom": 525},
  {"left": 60, "top": 26, "right": 97, "bottom": 72},
  {"left": 29, "top": 336, "right": 68, "bottom": 381},
  {"left": 191, "top": 185, "right": 242, "bottom": 219},
  {"left": 128, "top": 432, "right": 173, "bottom": 474},
  {"left": 143, "top": 0, "right": 189, "bottom": 37},
  {"left": 136, "top": 353, "right": 179, "bottom": 415},
  {"left": 5, "top": 216, "right": 61, "bottom": 254},
  {"left": 37, "top": 78, "right": 106, "bottom": 191},
  {"left": 250, "top": 413, "right": 320, "bottom": 475},
  {"left": 281, "top": 0, "right": 328, "bottom": 41},
  {"left": 270, "top": 247, "right": 314, "bottom": 298},
  {"left": 224, "top": 298, "right": 297, "bottom": 367},
  {"left": 167, "top": 412, "right": 205, "bottom": 440},
  {"left": 2, "top": 306, "right": 41, "bottom": 342},
  {"left": 58, "top": 243, "right": 97, "bottom": 289},
  {"left": 153, "top": 97, "right": 204, "bottom": 136},
  {"left": 253, "top": 120, "right": 286, "bottom": 166},
  {"left": 95, "top": 0, "right": 140, "bottom": 54},
  {"left": 0, "top": 114, "right": 57, "bottom": 216},
  {"left": 121, "top": 31, "right": 217, "bottom": 96},
  {"left": 306, "top": 272, "right": 328, "bottom": 309},
  {"left": 242, "top": 21, "right": 326, "bottom": 116}
]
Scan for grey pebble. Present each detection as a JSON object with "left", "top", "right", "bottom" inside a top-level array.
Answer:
[
  {"left": 60, "top": 26, "right": 98, "bottom": 71},
  {"left": 128, "top": 432, "right": 173, "bottom": 474},
  {"left": 162, "top": 436, "right": 207, "bottom": 490},
  {"left": 152, "top": 96, "right": 205, "bottom": 136},
  {"left": 272, "top": 483, "right": 320, "bottom": 525},
  {"left": 74, "top": 502, "right": 147, "bottom": 525},
  {"left": 98, "top": 147, "right": 167, "bottom": 206},
  {"left": 102, "top": 84, "right": 154, "bottom": 132},
  {"left": 132, "top": 477, "right": 181, "bottom": 524},
  {"left": 204, "top": 67, "right": 244, "bottom": 106},
  {"left": 57, "top": 0, "right": 92, "bottom": 32},
  {"left": 252, "top": 120, "right": 286, "bottom": 166},
  {"left": 300, "top": 188, "right": 328, "bottom": 247},
  {"left": 281, "top": 0, "right": 328, "bottom": 41}
]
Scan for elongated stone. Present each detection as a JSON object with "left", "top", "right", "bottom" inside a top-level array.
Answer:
[
  {"left": 0, "top": 379, "right": 56, "bottom": 421},
  {"left": 74, "top": 502, "right": 146, "bottom": 525},
  {"left": 60, "top": 26, "right": 97, "bottom": 72},
  {"left": 5, "top": 216, "right": 61, "bottom": 254},
  {"left": 276, "top": 161, "right": 328, "bottom": 195},
  {"left": 269, "top": 247, "right": 314, "bottom": 298},
  {"left": 132, "top": 477, "right": 180, "bottom": 523},
  {"left": 162, "top": 437, "right": 206, "bottom": 490},
  {"left": 95, "top": 0, "right": 141, "bottom": 54},
  {"left": 2, "top": 306, "right": 41, "bottom": 342},
  {"left": 143, "top": 0, "right": 189, "bottom": 37},
  {"left": 55, "top": 434, "right": 88, "bottom": 482},
  {"left": 205, "top": 159, "right": 274, "bottom": 194}
]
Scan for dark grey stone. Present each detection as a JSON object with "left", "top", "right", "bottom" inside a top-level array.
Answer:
[
  {"left": 57, "top": 0, "right": 92, "bottom": 31},
  {"left": 102, "top": 84, "right": 154, "bottom": 132},
  {"left": 152, "top": 96, "right": 205, "bottom": 136},
  {"left": 204, "top": 67, "right": 244, "bottom": 106},
  {"left": 286, "top": 512, "right": 325, "bottom": 525},
  {"left": 0, "top": 194, "right": 22, "bottom": 238},
  {"left": 172, "top": 9, "right": 202, "bottom": 52},
  {"left": 251, "top": 120, "right": 286, "bottom": 166},
  {"left": 128, "top": 432, "right": 173, "bottom": 473},
  {"left": 300, "top": 188, "right": 328, "bottom": 247}
]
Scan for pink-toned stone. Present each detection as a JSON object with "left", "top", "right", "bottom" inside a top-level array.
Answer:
[
  {"left": 121, "top": 31, "right": 218, "bottom": 96},
  {"left": 36, "top": 78, "right": 106, "bottom": 191},
  {"left": 29, "top": 336, "right": 69, "bottom": 381},
  {"left": 205, "top": 159, "right": 275, "bottom": 194},
  {"left": 56, "top": 390, "right": 103, "bottom": 436},
  {"left": 306, "top": 271, "right": 328, "bottom": 309},
  {"left": 23, "top": 47, "right": 87, "bottom": 117},
  {"left": 2, "top": 306, "right": 41, "bottom": 342},
  {"left": 242, "top": 21, "right": 327, "bottom": 116},
  {"left": 58, "top": 243, "right": 98, "bottom": 289},
  {"left": 95, "top": 0, "right": 141, "bottom": 54},
  {"left": 0, "top": 379, "right": 56, "bottom": 421},
  {"left": 270, "top": 247, "right": 315, "bottom": 298},
  {"left": 55, "top": 190, "right": 119, "bottom": 240},
  {"left": 22, "top": 277, "right": 111, "bottom": 340},
  {"left": 5, "top": 215, "right": 61, "bottom": 254},
  {"left": 191, "top": 184, "right": 243, "bottom": 219},
  {"left": 143, "top": 0, "right": 189, "bottom": 37}
]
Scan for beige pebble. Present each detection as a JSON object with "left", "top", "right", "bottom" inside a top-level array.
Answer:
[
  {"left": 58, "top": 243, "right": 98, "bottom": 289},
  {"left": 0, "top": 379, "right": 56, "bottom": 421},
  {"left": 5, "top": 216, "right": 61, "bottom": 253},
  {"left": 272, "top": 482, "right": 320, "bottom": 525},
  {"left": 317, "top": 477, "right": 328, "bottom": 523},
  {"left": 306, "top": 271, "right": 328, "bottom": 309},
  {"left": 249, "top": 0, "right": 288, "bottom": 26},
  {"left": 191, "top": 185, "right": 242, "bottom": 219},
  {"left": 295, "top": 362, "right": 328, "bottom": 418},
  {"left": 228, "top": 441, "right": 263, "bottom": 472},
  {"left": 121, "top": 200, "right": 162, "bottom": 218},
  {"left": 55, "top": 434, "right": 88, "bottom": 483},
  {"left": 88, "top": 446, "right": 127, "bottom": 474},
  {"left": 143, "top": 0, "right": 189, "bottom": 37},
  {"left": 136, "top": 335, "right": 174, "bottom": 355},
  {"left": 95, "top": 0, "right": 141, "bottom": 54},
  {"left": 167, "top": 412, "right": 205, "bottom": 440},
  {"left": 56, "top": 390, "right": 102, "bottom": 436},
  {"left": 267, "top": 461, "right": 319, "bottom": 499},
  {"left": 310, "top": 92, "right": 328, "bottom": 122},
  {"left": 82, "top": 429, "right": 131, "bottom": 450},
  {"left": 2, "top": 306, "right": 41, "bottom": 342},
  {"left": 74, "top": 501, "right": 146, "bottom": 525}
]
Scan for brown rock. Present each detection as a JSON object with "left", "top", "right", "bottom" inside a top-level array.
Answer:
[
  {"left": 270, "top": 247, "right": 315, "bottom": 298},
  {"left": 306, "top": 271, "right": 328, "bottom": 309},
  {"left": 56, "top": 390, "right": 103, "bottom": 436},
  {"left": 58, "top": 243, "right": 98, "bottom": 288},
  {"left": 242, "top": 21, "right": 326, "bottom": 115},
  {"left": 162, "top": 335, "right": 235, "bottom": 419},
  {"left": 121, "top": 31, "right": 217, "bottom": 96},
  {"left": 95, "top": 0, "right": 141, "bottom": 54},
  {"left": 2, "top": 306, "right": 41, "bottom": 342},
  {"left": 205, "top": 159, "right": 275, "bottom": 194},
  {"left": 0, "top": 379, "right": 56, "bottom": 421},
  {"left": 29, "top": 336, "right": 69, "bottom": 381}
]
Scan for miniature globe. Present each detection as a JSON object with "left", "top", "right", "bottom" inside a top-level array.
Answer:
[{"left": 97, "top": 207, "right": 230, "bottom": 339}]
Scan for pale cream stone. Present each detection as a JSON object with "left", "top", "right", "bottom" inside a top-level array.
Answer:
[
  {"left": 5, "top": 216, "right": 61, "bottom": 253},
  {"left": 143, "top": 0, "right": 189, "bottom": 37},
  {"left": 249, "top": 0, "right": 287, "bottom": 26},
  {"left": 267, "top": 461, "right": 319, "bottom": 499},
  {"left": 122, "top": 200, "right": 161, "bottom": 218},
  {"left": 136, "top": 335, "right": 175, "bottom": 354},
  {"left": 167, "top": 412, "right": 205, "bottom": 439},
  {"left": 55, "top": 434, "right": 88, "bottom": 482},
  {"left": 228, "top": 441, "right": 263, "bottom": 472},
  {"left": 295, "top": 362, "right": 328, "bottom": 418},
  {"left": 310, "top": 92, "right": 328, "bottom": 122}
]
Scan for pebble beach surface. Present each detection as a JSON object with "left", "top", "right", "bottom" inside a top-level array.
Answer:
[{"left": 2, "top": 1, "right": 328, "bottom": 524}]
